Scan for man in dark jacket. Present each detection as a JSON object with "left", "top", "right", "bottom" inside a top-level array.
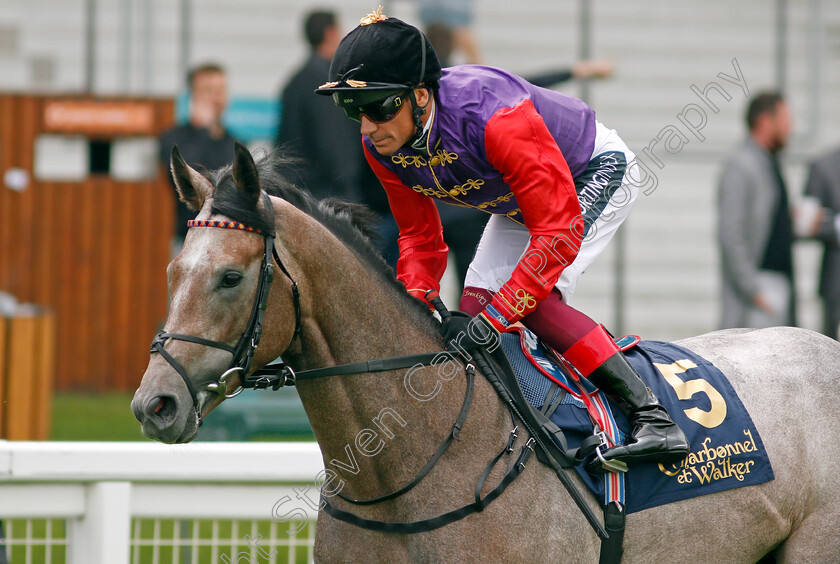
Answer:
[
  {"left": 277, "top": 10, "right": 397, "bottom": 264},
  {"left": 159, "top": 63, "right": 237, "bottom": 256},
  {"left": 803, "top": 145, "right": 840, "bottom": 338},
  {"left": 277, "top": 11, "right": 376, "bottom": 204}
]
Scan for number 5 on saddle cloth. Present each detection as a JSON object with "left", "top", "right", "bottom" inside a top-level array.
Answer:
[{"left": 499, "top": 327, "right": 774, "bottom": 513}]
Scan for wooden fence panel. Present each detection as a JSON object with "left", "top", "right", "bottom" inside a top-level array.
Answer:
[
  {"left": 32, "top": 311, "right": 56, "bottom": 440},
  {"left": 3, "top": 315, "right": 38, "bottom": 439},
  {"left": 0, "top": 318, "right": 6, "bottom": 437},
  {"left": 0, "top": 311, "right": 55, "bottom": 440}
]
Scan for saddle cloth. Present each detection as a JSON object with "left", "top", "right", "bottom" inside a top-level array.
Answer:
[{"left": 500, "top": 329, "right": 775, "bottom": 513}]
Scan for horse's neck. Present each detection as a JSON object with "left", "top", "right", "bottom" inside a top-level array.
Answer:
[
  {"left": 288, "top": 226, "right": 437, "bottom": 368},
  {"left": 277, "top": 214, "right": 470, "bottom": 496}
]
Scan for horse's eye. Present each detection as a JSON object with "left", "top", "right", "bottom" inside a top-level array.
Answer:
[{"left": 221, "top": 272, "right": 243, "bottom": 288}]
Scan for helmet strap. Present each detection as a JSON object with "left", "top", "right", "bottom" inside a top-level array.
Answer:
[
  {"left": 407, "top": 27, "right": 432, "bottom": 151},
  {"left": 408, "top": 89, "right": 432, "bottom": 153}
]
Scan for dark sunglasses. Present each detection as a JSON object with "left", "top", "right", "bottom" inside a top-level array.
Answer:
[{"left": 342, "top": 92, "right": 407, "bottom": 123}]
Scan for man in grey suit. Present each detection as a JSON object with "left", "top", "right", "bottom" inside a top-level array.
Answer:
[
  {"left": 717, "top": 91, "right": 795, "bottom": 329},
  {"left": 803, "top": 146, "right": 840, "bottom": 338}
]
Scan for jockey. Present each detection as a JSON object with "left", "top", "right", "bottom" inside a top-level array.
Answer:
[{"left": 315, "top": 8, "right": 689, "bottom": 470}]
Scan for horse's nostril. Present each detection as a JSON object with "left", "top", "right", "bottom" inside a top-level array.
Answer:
[{"left": 146, "top": 395, "right": 177, "bottom": 423}]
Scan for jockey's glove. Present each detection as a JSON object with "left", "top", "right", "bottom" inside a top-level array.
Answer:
[{"left": 440, "top": 311, "right": 501, "bottom": 356}]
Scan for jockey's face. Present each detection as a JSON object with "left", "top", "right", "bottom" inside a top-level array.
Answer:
[{"left": 361, "top": 88, "right": 430, "bottom": 156}]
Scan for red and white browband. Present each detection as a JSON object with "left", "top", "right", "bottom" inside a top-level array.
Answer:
[{"left": 186, "top": 219, "right": 262, "bottom": 234}]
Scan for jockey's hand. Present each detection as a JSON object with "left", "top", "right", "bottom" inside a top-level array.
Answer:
[
  {"left": 406, "top": 288, "right": 436, "bottom": 313},
  {"left": 440, "top": 311, "right": 501, "bottom": 355}
]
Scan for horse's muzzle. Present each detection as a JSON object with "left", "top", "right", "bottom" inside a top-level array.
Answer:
[{"left": 132, "top": 392, "right": 196, "bottom": 444}]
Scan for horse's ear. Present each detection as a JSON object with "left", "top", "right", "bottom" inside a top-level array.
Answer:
[
  {"left": 231, "top": 141, "right": 261, "bottom": 208},
  {"left": 170, "top": 145, "right": 213, "bottom": 211}
]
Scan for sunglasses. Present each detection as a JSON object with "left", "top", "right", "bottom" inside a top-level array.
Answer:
[{"left": 342, "top": 92, "right": 407, "bottom": 123}]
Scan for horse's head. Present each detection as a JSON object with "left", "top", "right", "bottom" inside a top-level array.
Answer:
[{"left": 132, "top": 143, "right": 299, "bottom": 443}]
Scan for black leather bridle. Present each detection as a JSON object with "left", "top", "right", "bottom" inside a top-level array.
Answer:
[{"left": 150, "top": 192, "right": 301, "bottom": 423}]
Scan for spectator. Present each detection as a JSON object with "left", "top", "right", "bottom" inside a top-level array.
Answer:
[
  {"left": 277, "top": 9, "right": 398, "bottom": 265},
  {"left": 420, "top": 7, "right": 614, "bottom": 86},
  {"left": 525, "top": 59, "right": 615, "bottom": 89},
  {"left": 418, "top": 0, "right": 481, "bottom": 64},
  {"left": 159, "top": 63, "right": 237, "bottom": 256},
  {"left": 717, "top": 91, "right": 795, "bottom": 329},
  {"left": 802, "top": 145, "right": 840, "bottom": 338}
]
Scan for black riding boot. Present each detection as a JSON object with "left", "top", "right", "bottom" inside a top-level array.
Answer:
[{"left": 586, "top": 352, "right": 690, "bottom": 472}]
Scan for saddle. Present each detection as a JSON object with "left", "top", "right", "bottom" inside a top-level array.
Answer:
[
  {"left": 488, "top": 326, "right": 774, "bottom": 514},
  {"left": 486, "top": 327, "right": 634, "bottom": 472},
  {"left": 502, "top": 327, "right": 641, "bottom": 472},
  {"left": 471, "top": 327, "right": 628, "bottom": 560}
]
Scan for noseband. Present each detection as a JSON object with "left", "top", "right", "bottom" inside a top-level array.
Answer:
[{"left": 149, "top": 192, "right": 301, "bottom": 422}]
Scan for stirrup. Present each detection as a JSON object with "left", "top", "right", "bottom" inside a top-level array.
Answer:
[{"left": 591, "top": 431, "right": 628, "bottom": 474}]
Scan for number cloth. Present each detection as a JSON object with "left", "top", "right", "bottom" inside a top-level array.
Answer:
[{"left": 504, "top": 331, "right": 775, "bottom": 512}]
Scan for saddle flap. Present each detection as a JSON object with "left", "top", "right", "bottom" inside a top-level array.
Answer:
[
  {"left": 614, "top": 334, "right": 641, "bottom": 352},
  {"left": 503, "top": 327, "right": 625, "bottom": 448},
  {"left": 511, "top": 327, "right": 593, "bottom": 397}
]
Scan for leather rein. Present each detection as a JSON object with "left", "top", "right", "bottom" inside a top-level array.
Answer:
[{"left": 148, "top": 191, "right": 536, "bottom": 534}]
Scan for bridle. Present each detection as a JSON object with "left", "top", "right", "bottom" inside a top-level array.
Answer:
[{"left": 149, "top": 192, "right": 301, "bottom": 424}]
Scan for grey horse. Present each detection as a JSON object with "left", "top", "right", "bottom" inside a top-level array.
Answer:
[{"left": 133, "top": 145, "right": 840, "bottom": 563}]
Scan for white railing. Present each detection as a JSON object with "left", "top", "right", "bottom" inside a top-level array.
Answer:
[{"left": 0, "top": 441, "right": 325, "bottom": 564}]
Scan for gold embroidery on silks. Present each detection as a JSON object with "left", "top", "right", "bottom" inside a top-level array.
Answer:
[
  {"left": 448, "top": 178, "right": 484, "bottom": 196},
  {"left": 412, "top": 177, "right": 485, "bottom": 200},
  {"left": 477, "top": 192, "right": 514, "bottom": 209},
  {"left": 514, "top": 289, "right": 537, "bottom": 311},
  {"left": 432, "top": 149, "right": 458, "bottom": 166},
  {"left": 360, "top": 6, "right": 387, "bottom": 25},
  {"left": 392, "top": 154, "right": 427, "bottom": 168},
  {"left": 498, "top": 289, "right": 535, "bottom": 315},
  {"left": 412, "top": 185, "right": 449, "bottom": 198}
]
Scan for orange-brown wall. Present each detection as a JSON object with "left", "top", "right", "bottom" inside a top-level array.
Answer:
[{"left": 0, "top": 93, "right": 174, "bottom": 393}]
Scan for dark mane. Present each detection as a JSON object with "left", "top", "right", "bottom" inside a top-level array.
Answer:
[{"left": 208, "top": 150, "right": 437, "bottom": 324}]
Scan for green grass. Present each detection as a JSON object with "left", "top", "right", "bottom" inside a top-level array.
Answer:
[
  {"left": 50, "top": 392, "right": 315, "bottom": 442},
  {"left": 2, "top": 518, "right": 314, "bottom": 564},
  {"left": 51, "top": 392, "right": 146, "bottom": 441}
]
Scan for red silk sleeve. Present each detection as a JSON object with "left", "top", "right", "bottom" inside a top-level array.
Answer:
[
  {"left": 481, "top": 100, "right": 584, "bottom": 329},
  {"left": 363, "top": 142, "right": 449, "bottom": 299}
]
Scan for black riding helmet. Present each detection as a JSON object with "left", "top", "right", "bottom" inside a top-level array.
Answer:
[{"left": 315, "top": 8, "right": 442, "bottom": 143}]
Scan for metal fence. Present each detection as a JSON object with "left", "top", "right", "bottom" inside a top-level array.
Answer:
[{"left": 0, "top": 441, "right": 324, "bottom": 564}]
